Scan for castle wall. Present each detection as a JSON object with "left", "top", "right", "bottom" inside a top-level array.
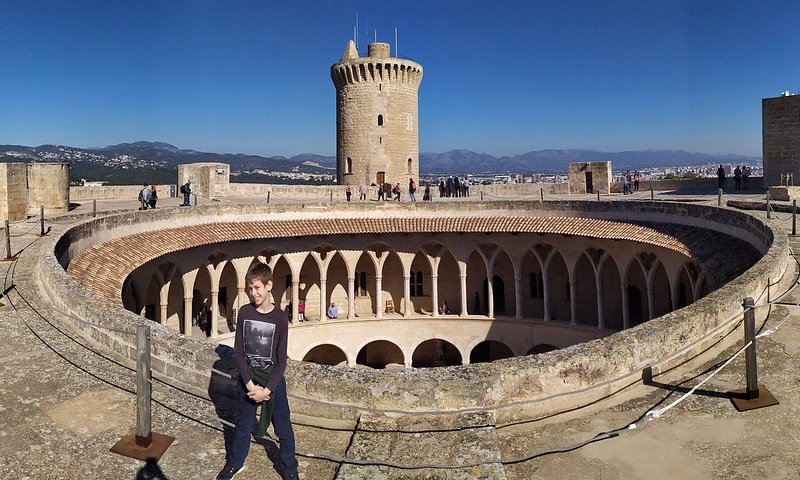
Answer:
[
  {"left": 0, "top": 162, "right": 28, "bottom": 222},
  {"left": 332, "top": 41, "right": 423, "bottom": 190},
  {"left": 568, "top": 161, "right": 612, "bottom": 194},
  {"left": 27, "top": 162, "right": 70, "bottom": 215},
  {"left": 763, "top": 94, "right": 800, "bottom": 187}
]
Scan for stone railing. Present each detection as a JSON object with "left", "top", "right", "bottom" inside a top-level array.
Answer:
[{"left": 33, "top": 200, "right": 790, "bottom": 426}]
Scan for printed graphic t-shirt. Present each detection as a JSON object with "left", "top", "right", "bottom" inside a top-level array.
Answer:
[{"left": 234, "top": 303, "right": 288, "bottom": 392}]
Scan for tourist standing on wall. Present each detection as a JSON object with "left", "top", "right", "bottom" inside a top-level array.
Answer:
[
  {"left": 733, "top": 166, "right": 742, "bottom": 191},
  {"left": 633, "top": 171, "right": 640, "bottom": 192},
  {"left": 377, "top": 185, "right": 385, "bottom": 201},
  {"left": 392, "top": 182, "right": 401, "bottom": 201},
  {"left": 463, "top": 178, "right": 470, "bottom": 197},
  {"left": 717, "top": 165, "right": 725, "bottom": 190},
  {"left": 358, "top": 182, "right": 368, "bottom": 201},
  {"left": 216, "top": 263, "right": 299, "bottom": 480},
  {"left": 423, "top": 184, "right": 431, "bottom": 201},
  {"left": 742, "top": 166, "right": 750, "bottom": 190},
  {"left": 180, "top": 180, "right": 192, "bottom": 206},
  {"left": 408, "top": 178, "right": 417, "bottom": 202},
  {"left": 439, "top": 180, "right": 446, "bottom": 198},
  {"left": 345, "top": 185, "right": 352, "bottom": 202}
]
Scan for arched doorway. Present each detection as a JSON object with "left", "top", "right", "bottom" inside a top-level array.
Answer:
[
  {"left": 482, "top": 275, "right": 506, "bottom": 315},
  {"left": 412, "top": 339, "right": 462, "bottom": 367},
  {"left": 470, "top": 340, "right": 513, "bottom": 363},
  {"left": 356, "top": 340, "right": 404, "bottom": 369},
  {"left": 303, "top": 344, "right": 348, "bottom": 366}
]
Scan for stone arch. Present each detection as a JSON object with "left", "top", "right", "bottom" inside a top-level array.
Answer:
[
  {"left": 409, "top": 251, "right": 432, "bottom": 314},
  {"left": 166, "top": 268, "right": 184, "bottom": 333},
  {"left": 412, "top": 338, "right": 462, "bottom": 367},
  {"left": 298, "top": 254, "right": 321, "bottom": 322},
  {"left": 574, "top": 253, "right": 598, "bottom": 326},
  {"left": 600, "top": 256, "right": 623, "bottom": 330},
  {"left": 626, "top": 258, "right": 648, "bottom": 327},
  {"left": 467, "top": 249, "right": 488, "bottom": 316},
  {"left": 521, "top": 249, "right": 544, "bottom": 318},
  {"left": 379, "top": 250, "right": 404, "bottom": 316},
  {"left": 303, "top": 344, "right": 348, "bottom": 366},
  {"left": 356, "top": 340, "right": 404, "bottom": 369},
  {"left": 437, "top": 249, "right": 460, "bottom": 314},
  {"left": 651, "top": 262, "right": 672, "bottom": 318},
  {"left": 493, "top": 249, "right": 516, "bottom": 316},
  {"left": 527, "top": 344, "right": 559, "bottom": 355},
  {"left": 470, "top": 340, "right": 514, "bottom": 363},
  {"left": 327, "top": 252, "right": 349, "bottom": 316},
  {"left": 676, "top": 264, "right": 694, "bottom": 309},
  {"left": 546, "top": 252, "right": 570, "bottom": 322},
  {"left": 218, "top": 261, "right": 238, "bottom": 333},
  {"left": 271, "top": 255, "right": 293, "bottom": 314}
]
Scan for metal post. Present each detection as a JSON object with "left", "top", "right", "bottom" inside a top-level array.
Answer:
[
  {"left": 480, "top": 191, "right": 484, "bottom": 201},
  {"left": 267, "top": 191, "right": 271, "bottom": 203},
  {"left": 596, "top": 190, "right": 600, "bottom": 201},
  {"left": 650, "top": 185, "right": 654, "bottom": 201},
  {"left": 717, "top": 188, "right": 722, "bottom": 207},
  {"left": 3, "top": 220, "right": 10, "bottom": 260},
  {"left": 766, "top": 193, "right": 771, "bottom": 219},
  {"left": 40, "top": 206, "right": 45, "bottom": 236},
  {"left": 793, "top": 200, "right": 797, "bottom": 236},
  {"left": 135, "top": 324, "right": 152, "bottom": 447},
  {"left": 540, "top": 188, "right": 544, "bottom": 201},
  {"left": 193, "top": 193, "right": 197, "bottom": 207},
  {"left": 92, "top": 199, "right": 97, "bottom": 218},
  {"left": 330, "top": 190, "right": 333, "bottom": 202},
  {"left": 742, "top": 297, "right": 758, "bottom": 400}
]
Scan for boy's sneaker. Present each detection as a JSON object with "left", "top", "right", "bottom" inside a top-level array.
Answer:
[
  {"left": 282, "top": 474, "right": 299, "bottom": 480},
  {"left": 216, "top": 462, "right": 245, "bottom": 480}
]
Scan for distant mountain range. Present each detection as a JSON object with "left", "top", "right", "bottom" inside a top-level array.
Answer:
[{"left": 0, "top": 141, "right": 760, "bottom": 184}]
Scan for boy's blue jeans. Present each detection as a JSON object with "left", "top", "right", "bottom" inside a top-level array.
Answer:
[{"left": 229, "top": 377, "right": 298, "bottom": 476}]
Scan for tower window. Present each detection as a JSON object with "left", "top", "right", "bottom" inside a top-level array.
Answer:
[
  {"left": 407, "top": 158, "right": 412, "bottom": 174},
  {"left": 346, "top": 157, "right": 352, "bottom": 174},
  {"left": 377, "top": 114, "right": 384, "bottom": 126}
]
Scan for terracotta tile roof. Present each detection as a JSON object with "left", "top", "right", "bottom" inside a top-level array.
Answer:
[{"left": 67, "top": 216, "right": 756, "bottom": 304}]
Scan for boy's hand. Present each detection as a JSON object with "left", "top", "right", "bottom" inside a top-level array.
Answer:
[{"left": 247, "top": 386, "right": 271, "bottom": 403}]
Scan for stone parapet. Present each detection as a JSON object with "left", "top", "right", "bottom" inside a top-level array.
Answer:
[{"left": 32, "top": 201, "right": 790, "bottom": 426}]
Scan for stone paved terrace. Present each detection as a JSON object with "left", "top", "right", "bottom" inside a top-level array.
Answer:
[{"left": 2, "top": 188, "right": 800, "bottom": 479}]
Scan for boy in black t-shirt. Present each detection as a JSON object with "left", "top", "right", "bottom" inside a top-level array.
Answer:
[{"left": 216, "top": 263, "right": 299, "bottom": 480}]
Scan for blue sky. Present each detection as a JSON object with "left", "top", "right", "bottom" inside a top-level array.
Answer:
[{"left": 2, "top": 1, "right": 798, "bottom": 157}]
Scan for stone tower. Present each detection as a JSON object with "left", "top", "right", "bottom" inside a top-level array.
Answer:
[
  {"left": 763, "top": 93, "right": 800, "bottom": 188},
  {"left": 331, "top": 41, "right": 423, "bottom": 190}
]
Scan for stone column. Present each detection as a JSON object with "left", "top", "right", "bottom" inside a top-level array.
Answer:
[
  {"left": 621, "top": 284, "right": 630, "bottom": 329},
  {"left": 318, "top": 277, "right": 327, "bottom": 321},
  {"left": 431, "top": 274, "right": 439, "bottom": 317},
  {"left": 514, "top": 274, "right": 523, "bottom": 319},
  {"left": 459, "top": 273, "right": 468, "bottom": 316},
  {"left": 183, "top": 297, "right": 193, "bottom": 336},
  {"left": 347, "top": 276, "right": 355, "bottom": 319},
  {"left": 646, "top": 281, "right": 655, "bottom": 321},
  {"left": 542, "top": 270, "right": 550, "bottom": 321},
  {"left": 596, "top": 278, "right": 605, "bottom": 329},
  {"left": 569, "top": 280, "right": 577, "bottom": 325},
  {"left": 403, "top": 274, "right": 411, "bottom": 316},
  {"left": 159, "top": 302, "right": 168, "bottom": 326},
  {"left": 375, "top": 276, "right": 383, "bottom": 319},
  {"left": 487, "top": 275, "right": 495, "bottom": 319},
  {"left": 210, "top": 290, "right": 219, "bottom": 338},
  {"left": 291, "top": 281, "right": 300, "bottom": 322}
]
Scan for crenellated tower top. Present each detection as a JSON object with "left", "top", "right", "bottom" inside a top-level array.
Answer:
[{"left": 331, "top": 40, "right": 423, "bottom": 90}]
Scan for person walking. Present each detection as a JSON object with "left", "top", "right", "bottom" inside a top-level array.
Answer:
[
  {"left": 139, "top": 183, "right": 151, "bottom": 210},
  {"left": 358, "top": 182, "right": 368, "bottom": 201},
  {"left": 148, "top": 185, "right": 158, "bottom": 209},
  {"left": 345, "top": 185, "right": 352, "bottom": 202},
  {"left": 392, "top": 182, "right": 401, "bottom": 201}
]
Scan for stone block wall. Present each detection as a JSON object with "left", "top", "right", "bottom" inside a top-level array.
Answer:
[
  {"left": 763, "top": 94, "right": 800, "bottom": 188},
  {"left": 34, "top": 200, "right": 790, "bottom": 424},
  {"left": 0, "top": 162, "right": 29, "bottom": 221},
  {"left": 568, "top": 161, "right": 612, "bottom": 194},
  {"left": 27, "top": 162, "right": 70, "bottom": 215},
  {"left": 177, "top": 163, "right": 229, "bottom": 199}
]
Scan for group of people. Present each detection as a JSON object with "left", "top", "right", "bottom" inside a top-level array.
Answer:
[
  {"left": 368, "top": 179, "right": 432, "bottom": 202},
  {"left": 137, "top": 180, "right": 194, "bottom": 209},
  {"left": 438, "top": 176, "right": 469, "bottom": 198},
  {"left": 138, "top": 184, "right": 159, "bottom": 210},
  {"left": 621, "top": 170, "right": 641, "bottom": 195},
  {"left": 716, "top": 165, "right": 751, "bottom": 191}
]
